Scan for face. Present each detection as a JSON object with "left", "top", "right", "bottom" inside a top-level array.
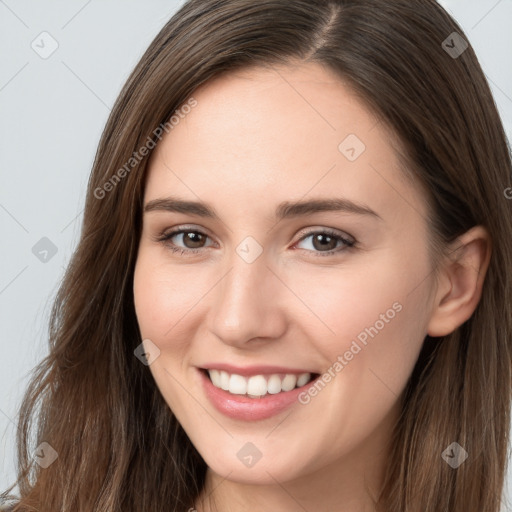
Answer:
[{"left": 133, "top": 61, "right": 438, "bottom": 487}]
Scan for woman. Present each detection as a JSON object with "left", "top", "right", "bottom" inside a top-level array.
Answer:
[{"left": 2, "top": 0, "right": 511, "bottom": 511}]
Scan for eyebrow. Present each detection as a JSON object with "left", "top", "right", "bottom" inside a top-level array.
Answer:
[{"left": 144, "top": 196, "right": 382, "bottom": 221}]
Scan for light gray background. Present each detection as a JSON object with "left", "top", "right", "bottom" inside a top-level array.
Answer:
[{"left": 1, "top": 0, "right": 511, "bottom": 507}]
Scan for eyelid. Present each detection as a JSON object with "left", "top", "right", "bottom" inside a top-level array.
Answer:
[
  {"left": 295, "top": 226, "right": 355, "bottom": 244},
  {"left": 156, "top": 224, "right": 213, "bottom": 240}
]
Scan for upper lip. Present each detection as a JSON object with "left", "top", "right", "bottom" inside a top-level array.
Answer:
[{"left": 200, "top": 363, "right": 317, "bottom": 377}]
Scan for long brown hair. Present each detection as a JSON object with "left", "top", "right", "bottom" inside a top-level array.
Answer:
[{"left": 2, "top": 1, "right": 511, "bottom": 510}]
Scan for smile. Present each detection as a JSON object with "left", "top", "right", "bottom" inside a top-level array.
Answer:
[
  {"left": 206, "top": 369, "right": 316, "bottom": 398},
  {"left": 199, "top": 366, "right": 321, "bottom": 421}
]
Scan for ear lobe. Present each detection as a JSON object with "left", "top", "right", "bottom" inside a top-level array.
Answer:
[{"left": 426, "top": 226, "right": 491, "bottom": 338}]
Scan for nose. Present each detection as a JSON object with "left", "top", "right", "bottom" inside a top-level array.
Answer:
[{"left": 207, "top": 253, "right": 288, "bottom": 348}]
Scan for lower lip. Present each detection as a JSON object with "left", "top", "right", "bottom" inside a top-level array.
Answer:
[{"left": 199, "top": 369, "right": 315, "bottom": 421}]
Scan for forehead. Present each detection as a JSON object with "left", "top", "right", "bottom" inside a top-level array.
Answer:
[{"left": 145, "top": 61, "right": 427, "bottom": 225}]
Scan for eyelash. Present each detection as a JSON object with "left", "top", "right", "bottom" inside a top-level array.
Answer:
[{"left": 156, "top": 226, "right": 356, "bottom": 258}]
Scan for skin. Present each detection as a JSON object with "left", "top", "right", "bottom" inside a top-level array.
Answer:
[{"left": 133, "top": 60, "right": 491, "bottom": 512}]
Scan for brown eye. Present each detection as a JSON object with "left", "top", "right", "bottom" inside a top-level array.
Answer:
[
  {"left": 158, "top": 228, "right": 213, "bottom": 254},
  {"left": 311, "top": 233, "right": 338, "bottom": 251},
  {"left": 295, "top": 229, "right": 355, "bottom": 256},
  {"left": 180, "top": 231, "right": 207, "bottom": 249}
]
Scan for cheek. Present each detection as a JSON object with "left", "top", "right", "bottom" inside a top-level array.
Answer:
[
  {"left": 292, "top": 257, "right": 426, "bottom": 354},
  {"left": 294, "top": 248, "right": 431, "bottom": 405},
  {"left": 133, "top": 252, "right": 206, "bottom": 408},
  {"left": 133, "top": 251, "right": 211, "bottom": 347},
  {"left": 285, "top": 266, "right": 429, "bottom": 466}
]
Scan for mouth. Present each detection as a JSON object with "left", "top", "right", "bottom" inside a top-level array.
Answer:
[
  {"left": 198, "top": 365, "right": 321, "bottom": 421},
  {"left": 200, "top": 368, "right": 320, "bottom": 398}
]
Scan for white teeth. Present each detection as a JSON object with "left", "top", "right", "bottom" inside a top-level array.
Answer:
[
  {"left": 207, "top": 370, "right": 313, "bottom": 397},
  {"left": 220, "top": 371, "right": 230, "bottom": 391},
  {"left": 247, "top": 375, "right": 267, "bottom": 396},
  {"left": 281, "top": 374, "right": 297, "bottom": 391},
  {"left": 210, "top": 369, "right": 221, "bottom": 388},
  {"left": 297, "top": 372, "right": 310, "bottom": 387},
  {"left": 229, "top": 374, "right": 247, "bottom": 395},
  {"left": 267, "top": 374, "right": 282, "bottom": 394}
]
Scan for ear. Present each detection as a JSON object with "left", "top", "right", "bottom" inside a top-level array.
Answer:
[{"left": 427, "top": 225, "right": 491, "bottom": 337}]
